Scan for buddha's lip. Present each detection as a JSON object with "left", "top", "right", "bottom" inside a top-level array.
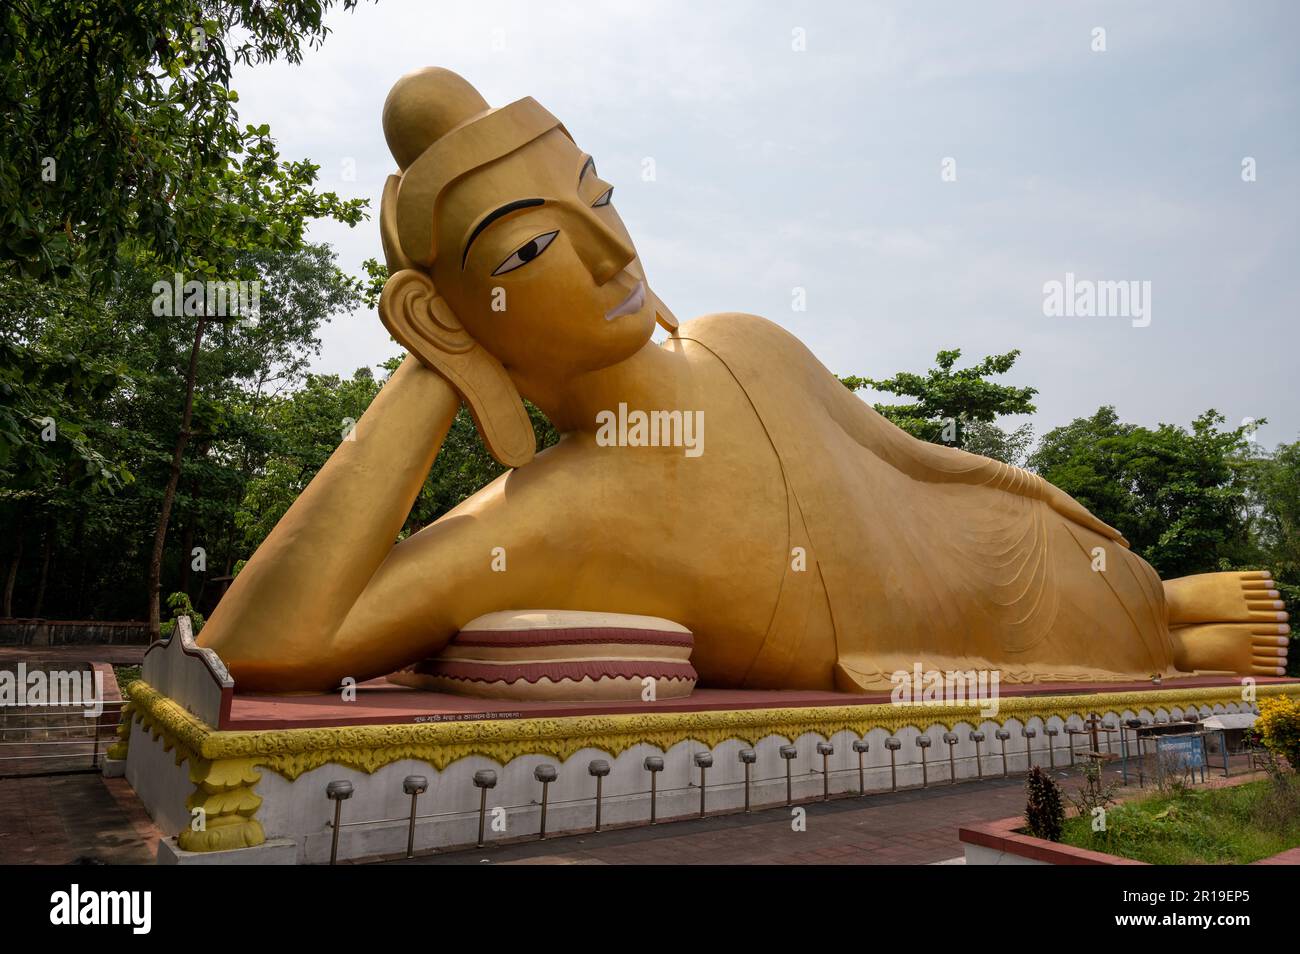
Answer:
[{"left": 605, "top": 280, "right": 645, "bottom": 321}]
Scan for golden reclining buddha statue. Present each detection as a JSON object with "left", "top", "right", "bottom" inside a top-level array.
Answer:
[{"left": 199, "top": 67, "right": 1290, "bottom": 696}]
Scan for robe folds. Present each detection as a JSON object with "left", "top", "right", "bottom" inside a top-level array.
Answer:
[{"left": 677, "top": 314, "right": 1172, "bottom": 690}]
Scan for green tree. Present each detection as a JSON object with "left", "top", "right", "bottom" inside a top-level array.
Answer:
[
  {"left": 1029, "top": 408, "right": 1257, "bottom": 578},
  {"left": 960, "top": 420, "right": 1036, "bottom": 467},
  {"left": 0, "top": 0, "right": 363, "bottom": 282},
  {"left": 0, "top": 242, "right": 359, "bottom": 622},
  {"left": 840, "top": 348, "right": 1037, "bottom": 447},
  {"left": 235, "top": 359, "right": 561, "bottom": 550}
]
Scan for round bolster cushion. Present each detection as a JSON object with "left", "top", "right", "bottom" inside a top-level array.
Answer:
[{"left": 391, "top": 610, "right": 698, "bottom": 702}]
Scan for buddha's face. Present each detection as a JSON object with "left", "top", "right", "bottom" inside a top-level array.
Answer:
[{"left": 431, "top": 128, "right": 656, "bottom": 381}]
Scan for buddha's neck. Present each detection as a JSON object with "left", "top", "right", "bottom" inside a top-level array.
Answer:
[{"left": 516, "top": 338, "right": 694, "bottom": 435}]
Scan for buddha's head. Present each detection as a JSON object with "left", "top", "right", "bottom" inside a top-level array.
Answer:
[{"left": 378, "top": 67, "right": 675, "bottom": 467}]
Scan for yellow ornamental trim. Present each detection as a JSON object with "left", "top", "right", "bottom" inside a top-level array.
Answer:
[{"left": 121, "top": 679, "right": 1300, "bottom": 782}]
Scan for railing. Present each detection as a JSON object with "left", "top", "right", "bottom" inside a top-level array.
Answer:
[
  {"left": 0, "top": 618, "right": 151, "bottom": 646},
  {"left": 318, "top": 710, "right": 1248, "bottom": 865},
  {"left": 0, "top": 703, "right": 126, "bottom": 777}
]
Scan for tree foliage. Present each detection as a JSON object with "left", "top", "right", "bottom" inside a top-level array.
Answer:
[
  {"left": 1029, "top": 407, "right": 1257, "bottom": 578},
  {"left": 0, "top": 0, "right": 362, "bottom": 282},
  {"left": 841, "top": 348, "right": 1037, "bottom": 448}
]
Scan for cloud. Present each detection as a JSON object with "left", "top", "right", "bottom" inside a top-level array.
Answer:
[{"left": 230, "top": 0, "right": 1300, "bottom": 444}]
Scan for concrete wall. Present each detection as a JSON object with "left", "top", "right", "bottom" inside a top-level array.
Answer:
[
  {"left": 0, "top": 618, "right": 150, "bottom": 646},
  {"left": 126, "top": 698, "right": 1251, "bottom": 864},
  {"left": 124, "top": 721, "right": 192, "bottom": 838}
]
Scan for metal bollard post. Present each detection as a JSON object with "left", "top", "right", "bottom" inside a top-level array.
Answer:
[
  {"left": 534, "top": 764, "right": 557, "bottom": 839},
  {"left": 1123, "top": 718, "right": 1141, "bottom": 785},
  {"left": 885, "top": 737, "right": 902, "bottom": 791},
  {"left": 816, "top": 741, "right": 834, "bottom": 801},
  {"left": 739, "top": 749, "right": 757, "bottom": 812},
  {"left": 852, "top": 739, "right": 869, "bottom": 795},
  {"left": 326, "top": 780, "right": 354, "bottom": 866},
  {"left": 588, "top": 759, "right": 610, "bottom": 832},
  {"left": 916, "top": 735, "right": 932, "bottom": 787},
  {"left": 694, "top": 751, "right": 713, "bottom": 816},
  {"left": 644, "top": 756, "right": 664, "bottom": 823},
  {"left": 942, "top": 732, "right": 959, "bottom": 784},
  {"left": 995, "top": 729, "right": 1011, "bottom": 778},
  {"left": 1139, "top": 716, "right": 1154, "bottom": 784},
  {"left": 969, "top": 731, "right": 985, "bottom": 779},
  {"left": 473, "top": 769, "right": 497, "bottom": 847},
  {"left": 1021, "top": 726, "right": 1037, "bottom": 771},
  {"left": 779, "top": 745, "right": 798, "bottom": 805},
  {"left": 402, "top": 775, "right": 427, "bottom": 859},
  {"left": 1045, "top": 726, "right": 1059, "bottom": 768},
  {"left": 1131, "top": 718, "right": 1147, "bottom": 785}
]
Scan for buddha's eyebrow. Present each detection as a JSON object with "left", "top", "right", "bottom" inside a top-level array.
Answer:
[
  {"left": 578, "top": 155, "right": 595, "bottom": 187},
  {"left": 462, "top": 198, "right": 545, "bottom": 269}
]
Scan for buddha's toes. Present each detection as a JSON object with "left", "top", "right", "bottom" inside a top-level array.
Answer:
[
  {"left": 1170, "top": 621, "right": 1290, "bottom": 676},
  {"left": 1164, "top": 569, "right": 1289, "bottom": 626}
]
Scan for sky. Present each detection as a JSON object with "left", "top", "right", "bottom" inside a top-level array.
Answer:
[{"left": 230, "top": 0, "right": 1300, "bottom": 447}]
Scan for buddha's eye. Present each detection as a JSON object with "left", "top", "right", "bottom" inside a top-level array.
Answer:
[
  {"left": 592, "top": 187, "right": 613, "bottom": 208},
  {"left": 492, "top": 230, "right": 559, "bottom": 276}
]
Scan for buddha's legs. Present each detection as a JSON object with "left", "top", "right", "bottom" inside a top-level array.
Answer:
[{"left": 1165, "top": 570, "right": 1291, "bottom": 675}]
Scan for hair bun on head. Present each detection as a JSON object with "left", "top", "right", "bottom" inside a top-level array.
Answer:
[{"left": 382, "top": 67, "right": 492, "bottom": 171}]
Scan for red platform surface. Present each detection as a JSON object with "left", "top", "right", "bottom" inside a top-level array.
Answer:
[{"left": 217, "top": 675, "right": 1298, "bottom": 731}]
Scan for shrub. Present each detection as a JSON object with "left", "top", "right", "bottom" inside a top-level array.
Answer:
[
  {"left": 1025, "top": 766, "right": 1065, "bottom": 841},
  {"left": 1256, "top": 696, "right": 1300, "bottom": 771},
  {"left": 159, "top": 591, "right": 205, "bottom": 639}
]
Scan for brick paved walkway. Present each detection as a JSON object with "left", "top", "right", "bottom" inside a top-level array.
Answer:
[{"left": 0, "top": 773, "right": 162, "bottom": 864}]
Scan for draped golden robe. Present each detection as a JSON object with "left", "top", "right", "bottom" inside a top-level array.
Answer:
[{"left": 677, "top": 314, "right": 1174, "bottom": 691}]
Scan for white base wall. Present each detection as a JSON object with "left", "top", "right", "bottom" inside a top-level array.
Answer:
[
  {"left": 124, "top": 721, "right": 193, "bottom": 840},
  {"left": 122, "top": 700, "right": 1244, "bottom": 864}
]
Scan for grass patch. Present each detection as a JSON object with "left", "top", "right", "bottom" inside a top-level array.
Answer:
[
  {"left": 112, "top": 665, "right": 141, "bottom": 689},
  {"left": 1060, "top": 777, "right": 1300, "bottom": 864}
]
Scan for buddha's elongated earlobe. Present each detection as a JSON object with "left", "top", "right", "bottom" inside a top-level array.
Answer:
[
  {"left": 652, "top": 290, "right": 680, "bottom": 335},
  {"left": 380, "top": 176, "right": 416, "bottom": 273},
  {"left": 379, "top": 269, "right": 536, "bottom": 468}
]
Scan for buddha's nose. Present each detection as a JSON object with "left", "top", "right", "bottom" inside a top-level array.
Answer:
[{"left": 571, "top": 211, "right": 636, "bottom": 286}]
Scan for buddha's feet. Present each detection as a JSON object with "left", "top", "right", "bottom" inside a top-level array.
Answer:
[{"left": 1166, "top": 570, "right": 1291, "bottom": 676}]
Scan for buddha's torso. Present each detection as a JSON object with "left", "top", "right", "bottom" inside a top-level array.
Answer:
[{"left": 388, "top": 312, "right": 1172, "bottom": 691}]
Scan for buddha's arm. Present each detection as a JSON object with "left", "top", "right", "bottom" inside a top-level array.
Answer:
[{"left": 197, "top": 355, "right": 461, "bottom": 676}]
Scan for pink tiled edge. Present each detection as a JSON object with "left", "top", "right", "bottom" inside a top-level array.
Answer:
[
  {"left": 959, "top": 815, "right": 1146, "bottom": 865},
  {"left": 960, "top": 816, "right": 1300, "bottom": 865}
]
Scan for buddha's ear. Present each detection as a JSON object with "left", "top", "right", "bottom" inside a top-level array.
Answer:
[
  {"left": 379, "top": 269, "right": 536, "bottom": 468},
  {"left": 652, "top": 290, "right": 680, "bottom": 335}
]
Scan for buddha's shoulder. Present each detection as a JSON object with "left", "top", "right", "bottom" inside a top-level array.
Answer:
[{"left": 674, "top": 312, "right": 819, "bottom": 364}]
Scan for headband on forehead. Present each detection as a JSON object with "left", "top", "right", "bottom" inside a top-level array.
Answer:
[{"left": 394, "top": 97, "right": 570, "bottom": 268}]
